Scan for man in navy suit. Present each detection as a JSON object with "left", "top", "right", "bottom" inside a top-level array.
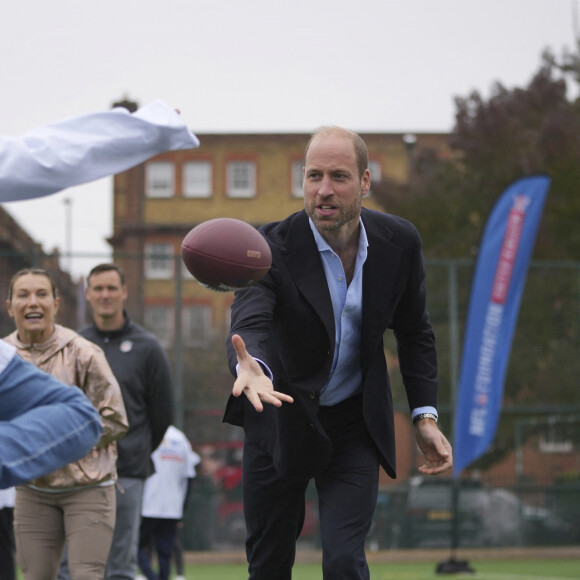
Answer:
[{"left": 224, "top": 126, "right": 453, "bottom": 579}]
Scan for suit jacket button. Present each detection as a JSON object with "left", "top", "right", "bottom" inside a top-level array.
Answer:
[{"left": 308, "top": 391, "right": 316, "bottom": 399}]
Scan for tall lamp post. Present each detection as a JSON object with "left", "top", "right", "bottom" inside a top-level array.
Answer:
[
  {"left": 63, "top": 197, "right": 72, "bottom": 273},
  {"left": 402, "top": 133, "right": 417, "bottom": 181}
]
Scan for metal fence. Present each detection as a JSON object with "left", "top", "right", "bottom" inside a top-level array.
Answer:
[
  {"left": 180, "top": 478, "right": 580, "bottom": 551},
  {"left": 3, "top": 250, "right": 580, "bottom": 549}
]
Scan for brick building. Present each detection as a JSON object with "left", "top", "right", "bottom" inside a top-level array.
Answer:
[
  {"left": 110, "top": 130, "right": 451, "bottom": 341},
  {"left": 108, "top": 125, "right": 452, "bottom": 484}
]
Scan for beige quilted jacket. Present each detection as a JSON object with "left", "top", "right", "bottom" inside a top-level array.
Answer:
[{"left": 4, "top": 325, "right": 128, "bottom": 489}]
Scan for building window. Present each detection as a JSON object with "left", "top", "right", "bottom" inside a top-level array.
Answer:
[
  {"left": 539, "top": 437, "right": 574, "bottom": 453},
  {"left": 538, "top": 423, "right": 574, "bottom": 453},
  {"left": 415, "top": 148, "right": 438, "bottom": 177},
  {"left": 367, "top": 160, "right": 381, "bottom": 197},
  {"left": 145, "top": 162, "right": 175, "bottom": 198},
  {"left": 144, "top": 305, "right": 174, "bottom": 348},
  {"left": 291, "top": 160, "right": 304, "bottom": 198},
  {"left": 182, "top": 305, "right": 213, "bottom": 348},
  {"left": 183, "top": 161, "right": 212, "bottom": 198},
  {"left": 145, "top": 243, "right": 174, "bottom": 279},
  {"left": 226, "top": 161, "right": 256, "bottom": 198},
  {"left": 181, "top": 260, "right": 194, "bottom": 280}
]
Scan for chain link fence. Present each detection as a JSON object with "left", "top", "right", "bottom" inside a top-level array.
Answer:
[{"left": 2, "top": 250, "right": 579, "bottom": 549}]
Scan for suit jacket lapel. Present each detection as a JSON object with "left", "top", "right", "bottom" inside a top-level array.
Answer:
[
  {"left": 361, "top": 211, "right": 403, "bottom": 367},
  {"left": 282, "top": 210, "right": 404, "bottom": 366},
  {"left": 285, "top": 212, "right": 335, "bottom": 345}
]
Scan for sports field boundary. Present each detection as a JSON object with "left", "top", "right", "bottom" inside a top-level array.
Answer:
[{"left": 183, "top": 546, "right": 580, "bottom": 565}]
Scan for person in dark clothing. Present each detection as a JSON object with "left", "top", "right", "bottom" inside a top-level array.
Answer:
[
  {"left": 0, "top": 487, "right": 15, "bottom": 580},
  {"left": 59, "top": 263, "right": 174, "bottom": 580}
]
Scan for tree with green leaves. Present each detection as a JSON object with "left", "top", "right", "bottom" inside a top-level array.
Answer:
[
  {"left": 373, "top": 48, "right": 580, "bottom": 473},
  {"left": 373, "top": 50, "right": 580, "bottom": 261}
]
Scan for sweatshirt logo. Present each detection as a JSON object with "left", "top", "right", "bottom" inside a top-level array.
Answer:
[{"left": 120, "top": 340, "right": 133, "bottom": 353}]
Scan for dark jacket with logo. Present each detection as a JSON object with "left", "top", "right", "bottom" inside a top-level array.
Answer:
[{"left": 80, "top": 313, "right": 174, "bottom": 479}]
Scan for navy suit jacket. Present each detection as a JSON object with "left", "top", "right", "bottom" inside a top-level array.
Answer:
[{"left": 224, "top": 208, "right": 438, "bottom": 481}]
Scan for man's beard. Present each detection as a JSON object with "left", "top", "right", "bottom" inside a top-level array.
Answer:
[{"left": 306, "top": 193, "right": 362, "bottom": 232}]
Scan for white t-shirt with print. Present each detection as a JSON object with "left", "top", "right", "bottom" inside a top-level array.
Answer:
[{"left": 141, "top": 425, "right": 200, "bottom": 519}]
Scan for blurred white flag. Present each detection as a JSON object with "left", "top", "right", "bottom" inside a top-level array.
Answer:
[{"left": 0, "top": 100, "right": 200, "bottom": 202}]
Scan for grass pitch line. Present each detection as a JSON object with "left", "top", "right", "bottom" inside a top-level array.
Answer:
[{"left": 478, "top": 574, "right": 576, "bottom": 580}]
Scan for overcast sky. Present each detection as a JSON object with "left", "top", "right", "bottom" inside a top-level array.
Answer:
[{"left": 0, "top": 0, "right": 576, "bottom": 278}]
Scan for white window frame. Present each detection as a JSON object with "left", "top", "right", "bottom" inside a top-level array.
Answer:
[
  {"left": 183, "top": 161, "right": 212, "bottom": 198},
  {"left": 291, "top": 160, "right": 304, "bottom": 198},
  {"left": 144, "top": 305, "right": 174, "bottom": 348},
  {"left": 226, "top": 161, "right": 256, "bottom": 198},
  {"left": 182, "top": 305, "right": 214, "bottom": 348},
  {"left": 181, "top": 260, "right": 194, "bottom": 280},
  {"left": 145, "top": 162, "right": 175, "bottom": 198},
  {"left": 144, "top": 243, "right": 174, "bottom": 280},
  {"left": 539, "top": 437, "right": 574, "bottom": 453}
]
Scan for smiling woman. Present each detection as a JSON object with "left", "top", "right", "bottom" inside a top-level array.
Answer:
[
  {"left": 3, "top": 268, "right": 129, "bottom": 579},
  {"left": 6, "top": 268, "right": 59, "bottom": 344}
]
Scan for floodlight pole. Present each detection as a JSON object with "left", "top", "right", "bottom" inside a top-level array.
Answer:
[
  {"left": 436, "top": 261, "right": 475, "bottom": 575},
  {"left": 63, "top": 197, "right": 72, "bottom": 273},
  {"left": 174, "top": 254, "right": 184, "bottom": 430},
  {"left": 402, "top": 133, "right": 417, "bottom": 181}
]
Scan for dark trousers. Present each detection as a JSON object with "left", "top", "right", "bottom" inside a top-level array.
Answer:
[
  {"left": 172, "top": 529, "right": 184, "bottom": 575},
  {"left": 138, "top": 517, "right": 178, "bottom": 580},
  {"left": 0, "top": 508, "right": 15, "bottom": 580},
  {"left": 242, "top": 394, "right": 380, "bottom": 580}
]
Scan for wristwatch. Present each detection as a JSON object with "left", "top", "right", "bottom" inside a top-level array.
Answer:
[{"left": 413, "top": 412, "right": 438, "bottom": 425}]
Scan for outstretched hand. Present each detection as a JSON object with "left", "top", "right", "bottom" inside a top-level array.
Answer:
[
  {"left": 415, "top": 419, "right": 453, "bottom": 475},
  {"left": 231, "top": 334, "right": 294, "bottom": 412}
]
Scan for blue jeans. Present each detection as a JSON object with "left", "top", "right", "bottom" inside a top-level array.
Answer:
[{"left": 0, "top": 353, "right": 101, "bottom": 488}]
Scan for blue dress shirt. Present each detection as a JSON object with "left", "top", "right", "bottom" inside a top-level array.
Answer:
[
  {"left": 309, "top": 218, "right": 437, "bottom": 420},
  {"left": 309, "top": 218, "right": 367, "bottom": 406},
  {"left": 253, "top": 217, "right": 437, "bottom": 420}
]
